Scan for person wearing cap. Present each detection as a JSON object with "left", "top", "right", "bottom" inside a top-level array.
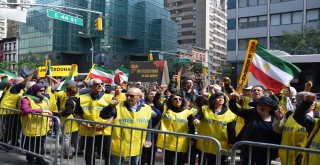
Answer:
[
  {"left": 193, "top": 92, "right": 236, "bottom": 165},
  {"left": 229, "top": 93, "right": 281, "bottom": 164},
  {"left": 273, "top": 91, "right": 312, "bottom": 165},
  {"left": 0, "top": 71, "right": 35, "bottom": 147},
  {"left": 74, "top": 78, "right": 115, "bottom": 165},
  {"left": 293, "top": 93, "right": 319, "bottom": 164}
]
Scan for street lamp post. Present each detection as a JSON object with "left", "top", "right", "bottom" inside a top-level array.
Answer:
[{"left": 78, "top": 31, "right": 94, "bottom": 65}]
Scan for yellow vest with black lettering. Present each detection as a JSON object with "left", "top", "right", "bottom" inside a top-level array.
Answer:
[
  {"left": 279, "top": 114, "right": 308, "bottom": 165},
  {"left": 0, "top": 86, "right": 24, "bottom": 114},
  {"left": 196, "top": 105, "right": 236, "bottom": 154},
  {"left": 157, "top": 106, "right": 194, "bottom": 152},
  {"left": 236, "top": 96, "right": 251, "bottom": 136},
  {"left": 302, "top": 120, "right": 320, "bottom": 165},
  {"left": 20, "top": 96, "right": 50, "bottom": 136},
  {"left": 79, "top": 93, "right": 113, "bottom": 136},
  {"left": 48, "top": 86, "right": 58, "bottom": 113},
  {"left": 61, "top": 98, "right": 79, "bottom": 133},
  {"left": 112, "top": 102, "right": 152, "bottom": 157}
]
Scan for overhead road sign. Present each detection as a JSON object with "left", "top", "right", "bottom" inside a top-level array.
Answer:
[{"left": 47, "top": 9, "right": 83, "bottom": 26}]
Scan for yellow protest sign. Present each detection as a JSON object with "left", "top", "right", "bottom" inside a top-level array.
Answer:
[
  {"left": 38, "top": 65, "right": 78, "bottom": 77},
  {"left": 238, "top": 40, "right": 258, "bottom": 87}
]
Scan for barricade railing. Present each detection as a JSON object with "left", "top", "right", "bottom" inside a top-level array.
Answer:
[
  {"left": 60, "top": 118, "right": 223, "bottom": 165},
  {"left": 0, "top": 107, "right": 60, "bottom": 165},
  {"left": 230, "top": 141, "right": 320, "bottom": 165}
]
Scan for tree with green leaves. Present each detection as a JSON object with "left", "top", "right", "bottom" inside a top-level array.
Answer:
[
  {"left": 17, "top": 52, "right": 44, "bottom": 71},
  {"left": 0, "top": 61, "right": 13, "bottom": 72},
  {"left": 271, "top": 21, "right": 320, "bottom": 54}
]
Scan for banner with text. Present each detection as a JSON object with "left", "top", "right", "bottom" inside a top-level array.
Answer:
[
  {"left": 129, "top": 61, "right": 170, "bottom": 87},
  {"left": 38, "top": 65, "right": 78, "bottom": 77}
]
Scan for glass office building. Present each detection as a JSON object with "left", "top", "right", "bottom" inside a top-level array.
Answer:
[{"left": 19, "top": 0, "right": 177, "bottom": 72}]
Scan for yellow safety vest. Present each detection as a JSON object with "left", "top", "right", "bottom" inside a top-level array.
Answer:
[
  {"left": 48, "top": 86, "right": 58, "bottom": 113},
  {"left": 302, "top": 120, "right": 320, "bottom": 164},
  {"left": 196, "top": 106, "right": 236, "bottom": 154},
  {"left": 115, "top": 93, "right": 126, "bottom": 102},
  {"left": 0, "top": 86, "right": 24, "bottom": 114},
  {"left": 279, "top": 114, "right": 308, "bottom": 165},
  {"left": 278, "top": 94, "right": 288, "bottom": 113},
  {"left": 57, "top": 91, "right": 68, "bottom": 111},
  {"left": 20, "top": 96, "right": 50, "bottom": 136},
  {"left": 235, "top": 96, "right": 251, "bottom": 136},
  {"left": 112, "top": 102, "right": 152, "bottom": 157},
  {"left": 157, "top": 106, "right": 194, "bottom": 153},
  {"left": 79, "top": 93, "right": 113, "bottom": 136},
  {"left": 61, "top": 98, "right": 79, "bottom": 133}
]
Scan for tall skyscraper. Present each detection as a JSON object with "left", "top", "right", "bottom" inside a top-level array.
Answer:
[
  {"left": 19, "top": 0, "right": 177, "bottom": 72},
  {"left": 227, "top": 0, "right": 320, "bottom": 83},
  {"left": 165, "top": 0, "right": 228, "bottom": 79}
]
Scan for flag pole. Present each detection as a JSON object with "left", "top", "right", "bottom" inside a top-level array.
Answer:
[
  {"left": 85, "top": 63, "right": 95, "bottom": 82},
  {"left": 236, "top": 40, "right": 258, "bottom": 94}
]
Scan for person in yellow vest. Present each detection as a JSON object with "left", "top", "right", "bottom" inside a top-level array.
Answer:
[
  {"left": 193, "top": 92, "right": 236, "bottom": 165},
  {"left": 235, "top": 86, "right": 252, "bottom": 136},
  {"left": 293, "top": 92, "right": 320, "bottom": 164},
  {"left": 0, "top": 71, "right": 35, "bottom": 147},
  {"left": 60, "top": 85, "right": 79, "bottom": 159},
  {"left": 277, "top": 86, "right": 297, "bottom": 113},
  {"left": 99, "top": 87, "right": 157, "bottom": 165},
  {"left": 273, "top": 91, "right": 312, "bottom": 165},
  {"left": 153, "top": 92, "right": 195, "bottom": 165},
  {"left": 115, "top": 85, "right": 126, "bottom": 102},
  {"left": 20, "top": 83, "right": 52, "bottom": 165},
  {"left": 74, "top": 78, "right": 115, "bottom": 165}
]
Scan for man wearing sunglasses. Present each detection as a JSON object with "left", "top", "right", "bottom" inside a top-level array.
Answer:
[
  {"left": 75, "top": 78, "right": 117, "bottom": 165},
  {"left": 100, "top": 87, "right": 158, "bottom": 165}
]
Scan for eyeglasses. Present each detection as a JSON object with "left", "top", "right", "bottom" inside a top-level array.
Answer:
[
  {"left": 93, "top": 83, "right": 103, "bottom": 86},
  {"left": 126, "top": 94, "right": 137, "bottom": 98},
  {"left": 173, "top": 97, "right": 183, "bottom": 101},
  {"left": 39, "top": 89, "right": 45, "bottom": 92}
]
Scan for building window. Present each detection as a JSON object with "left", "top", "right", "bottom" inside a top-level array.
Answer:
[
  {"left": 227, "top": 39, "right": 236, "bottom": 51},
  {"left": 281, "top": 13, "right": 291, "bottom": 25},
  {"left": 271, "top": 14, "right": 280, "bottom": 25},
  {"left": 227, "top": 18, "right": 236, "bottom": 30},
  {"left": 292, "top": 11, "right": 303, "bottom": 23},
  {"left": 239, "top": 0, "right": 267, "bottom": 8},
  {"left": 271, "top": 0, "right": 294, "bottom": 3},
  {"left": 228, "top": 0, "right": 236, "bottom": 9},
  {"left": 307, "top": 9, "right": 320, "bottom": 22},
  {"left": 271, "top": 11, "right": 303, "bottom": 26},
  {"left": 238, "top": 38, "right": 267, "bottom": 50},
  {"left": 238, "top": 15, "right": 267, "bottom": 29}
]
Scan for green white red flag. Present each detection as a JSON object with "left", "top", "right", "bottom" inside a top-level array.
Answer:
[
  {"left": 114, "top": 65, "right": 128, "bottom": 85},
  {"left": 86, "top": 64, "right": 114, "bottom": 84},
  {"left": 57, "top": 64, "right": 76, "bottom": 91},
  {"left": 250, "top": 44, "right": 301, "bottom": 93}
]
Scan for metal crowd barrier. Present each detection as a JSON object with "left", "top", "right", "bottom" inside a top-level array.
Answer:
[
  {"left": 230, "top": 141, "right": 320, "bottom": 165},
  {"left": 0, "top": 107, "right": 61, "bottom": 165},
  {"left": 60, "top": 118, "right": 223, "bottom": 165}
]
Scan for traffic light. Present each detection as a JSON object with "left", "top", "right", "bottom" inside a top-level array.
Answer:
[
  {"left": 148, "top": 53, "right": 153, "bottom": 61},
  {"left": 95, "top": 17, "right": 103, "bottom": 31}
]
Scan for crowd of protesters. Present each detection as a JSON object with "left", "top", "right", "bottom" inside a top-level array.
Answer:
[{"left": 0, "top": 69, "right": 319, "bottom": 165}]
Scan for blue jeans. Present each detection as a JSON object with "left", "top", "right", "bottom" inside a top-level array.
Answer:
[{"left": 111, "top": 155, "right": 140, "bottom": 165}]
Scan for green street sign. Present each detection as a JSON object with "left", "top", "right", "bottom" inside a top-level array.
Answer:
[
  {"left": 47, "top": 9, "right": 83, "bottom": 26},
  {"left": 175, "top": 58, "right": 191, "bottom": 63}
]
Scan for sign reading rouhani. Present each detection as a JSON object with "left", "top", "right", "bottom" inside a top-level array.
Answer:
[{"left": 38, "top": 65, "right": 78, "bottom": 77}]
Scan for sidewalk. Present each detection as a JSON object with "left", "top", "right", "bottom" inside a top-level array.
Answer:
[{"left": 0, "top": 148, "right": 27, "bottom": 165}]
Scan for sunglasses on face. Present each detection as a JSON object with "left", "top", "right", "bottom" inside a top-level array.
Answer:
[
  {"left": 173, "top": 97, "right": 183, "bottom": 101},
  {"left": 39, "top": 89, "right": 45, "bottom": 92},
  {"left": 126, "top": 94, "right": 137, "bottom": 98},
  {"left": 94, "top": 83, "right": 103, "bottom": 86}
]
